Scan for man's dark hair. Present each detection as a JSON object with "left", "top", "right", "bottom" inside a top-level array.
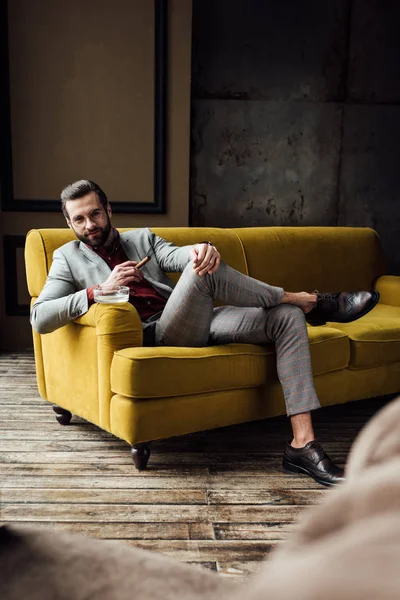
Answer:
[{"left": 61, "top": 180, "right": 108, "bottom": 219}]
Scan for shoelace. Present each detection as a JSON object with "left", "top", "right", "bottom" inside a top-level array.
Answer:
[{"left": 312, "top": 290, "right": 339, "bottom": 303}]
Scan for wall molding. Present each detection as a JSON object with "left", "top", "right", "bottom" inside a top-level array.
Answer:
[
  {"left": 0, "top": 0, "right": 167, "bottom": 214},
  {"left": 3, "top": 235, "right": 29, "bottom": 317}
]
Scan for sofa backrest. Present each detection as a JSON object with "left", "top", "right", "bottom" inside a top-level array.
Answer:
[
  {"left": 234, "top": 227, "right": 386, "bottom": 292},
  {"left": 25, "top": 227, "right": 248, "bottom": 298},
  {"left": 25, "top": 225, "right": 386, "bottom": 299}
]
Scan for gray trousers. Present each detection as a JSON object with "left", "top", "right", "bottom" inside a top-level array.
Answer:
[{"left": 154, "top": 261, "right": 321, "bottom": 417}]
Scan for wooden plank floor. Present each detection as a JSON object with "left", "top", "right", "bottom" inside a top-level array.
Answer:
[{"left": 0, "top": 351, "right": 392, "bottom": 581}]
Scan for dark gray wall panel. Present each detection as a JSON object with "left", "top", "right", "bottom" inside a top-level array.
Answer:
[
  {"left": 191, "top": 100, "right": 342, "bottom": 228},
  {"left": 191, "top": 0, "right": 400, "bottom": 273},
  {"left": 348, "top": 0, "right": 400, "bottom": 103},
  {"left": 192, "top": 0, "right": 349, "bottom": 101},
  {"left": 339, "top": 106, "right": 400, "bottom": 273}
]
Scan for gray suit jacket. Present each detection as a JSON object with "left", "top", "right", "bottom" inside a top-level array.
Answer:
[{"left": 31, "top": 228, "right": 193, "bottom": 338}]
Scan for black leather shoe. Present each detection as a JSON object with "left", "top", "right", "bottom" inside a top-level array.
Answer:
[
  {"left": 283, "top": 440, "right": 345, "bottom": 487},
  {"left": 306, "top": 290, "right": 380, "bottom": 326}
]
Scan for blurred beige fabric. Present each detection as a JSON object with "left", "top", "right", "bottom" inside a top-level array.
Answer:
[{"left": 245, "top": 395, "right": 400, "bottom": 600}]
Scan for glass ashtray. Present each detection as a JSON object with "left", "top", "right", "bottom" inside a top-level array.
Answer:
[{"left": 93, "top": 285, "right": 130, "bottom": 304}]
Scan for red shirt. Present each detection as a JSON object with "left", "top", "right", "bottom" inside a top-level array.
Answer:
[{"left": 86, "top": 232, "right": 167, "bottom": 321}]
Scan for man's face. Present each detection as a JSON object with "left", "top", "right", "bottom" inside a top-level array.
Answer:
[{"left": 66, "top": 192, "right": 112, "bottom": 247}]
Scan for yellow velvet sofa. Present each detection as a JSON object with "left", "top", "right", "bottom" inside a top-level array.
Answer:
[{"left": 25, "top": 226, "right": 400, "bottom": 469}]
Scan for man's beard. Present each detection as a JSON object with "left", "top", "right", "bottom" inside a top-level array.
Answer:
[{"left": 73, "top": 217, "right": 112, "bottom": 248}]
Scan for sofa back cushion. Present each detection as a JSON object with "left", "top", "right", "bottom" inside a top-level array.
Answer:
[
  {"left": 25, "top": 227, "right": 247, "bottom": 298},
  {"left": 234, "top": 227, "right": 386, "bottom": 292},
  {"left": 25, "top": 225, "right": 386, "bottom": 299}
]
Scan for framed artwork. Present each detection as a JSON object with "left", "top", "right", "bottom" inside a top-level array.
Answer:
[{"left": 0, "top": 0, "right": 167, "bottom": 213}]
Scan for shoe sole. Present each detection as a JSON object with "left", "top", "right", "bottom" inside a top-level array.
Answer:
[
  {"left": 307, "top": 290, "right": 380, "bottom": 327},
  {"left": 282, "top": 458, "right": 338, "bottom": 487}
]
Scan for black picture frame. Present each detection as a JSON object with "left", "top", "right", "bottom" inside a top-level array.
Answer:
[
  {"left": 3, "top": 235, "right": 30, "bottom": 317},
  {"left": 0, "top": 0, "right": 167, "bottom": 214}
]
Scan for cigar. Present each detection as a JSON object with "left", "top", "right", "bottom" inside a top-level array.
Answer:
[{"left": 136, "top": 255, "right": 151, "bottom": 269}]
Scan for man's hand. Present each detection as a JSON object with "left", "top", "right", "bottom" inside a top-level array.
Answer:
[
  {"left": 102, "top": 261, "right": 144, "bottom": 287},
  {"left": 190, "top": 243, "right": 221, "bottom": 276}
]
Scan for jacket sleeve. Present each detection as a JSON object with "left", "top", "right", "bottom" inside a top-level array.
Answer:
[
  {"left": 148, "top": 229, "right": 193, "bottom": 272},
  {"left": 30, "top": 249, "right": 89, "bottom": 334}
]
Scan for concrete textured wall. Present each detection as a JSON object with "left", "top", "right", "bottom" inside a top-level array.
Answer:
[{"left": 190, "top": 0, "right": 400, "bottom": 274}]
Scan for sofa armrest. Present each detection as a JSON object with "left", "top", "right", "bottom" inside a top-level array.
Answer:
[
  {"left": 375, "top": 276, "right": 400, "bottom": 307},
  {"left": 74, "top": 302, "right": 143, "bottom": 430},
  {"left": 74, "top": 302, "right": 143, "bottom": 346}
]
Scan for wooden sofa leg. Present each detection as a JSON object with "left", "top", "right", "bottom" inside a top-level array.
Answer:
[
  {"left": 52, "top": 404, "right": 72, "bottom": 425},
  {"left": 131, "top": 443, "right": 151, "bottom": 470}
]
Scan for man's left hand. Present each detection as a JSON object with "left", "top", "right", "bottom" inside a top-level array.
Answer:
[{"left": 190, "top": 242, "right": 221, "bottom": 276}]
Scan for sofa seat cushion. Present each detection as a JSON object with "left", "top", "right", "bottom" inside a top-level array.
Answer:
[
  {"left": 111, "top": 327, "right": 349, "bottom": 399},
  {"left": 327, "top": 304, "right": 400, "bottom": 369}
]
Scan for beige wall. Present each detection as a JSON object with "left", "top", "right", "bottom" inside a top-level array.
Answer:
[
  {"left": 0, "top": 0, "right": 192, "bottom": 351},
  {"left": 8, "top": 0, "right": 155, "bottom": 203}
]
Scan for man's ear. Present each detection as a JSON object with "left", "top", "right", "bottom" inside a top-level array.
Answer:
[
  {"left": 107, "top": 203, "right": 112, "bottom": 218},
  {"left": 67, "top": 220, "right": 72, "bottom": 230}
]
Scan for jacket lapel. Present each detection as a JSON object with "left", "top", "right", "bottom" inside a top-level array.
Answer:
[
  {"left": 120, "top": 237, "right": 142, "bottom": 262},
  {"left": 78, "top": 242, "right": 111, "bottom": 276},
  {"left": 121, "top": 235, "right": 158, "bottom": 285}
]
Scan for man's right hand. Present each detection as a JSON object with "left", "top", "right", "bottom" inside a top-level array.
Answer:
[{"left": 102, "top": 261, "right": 144, "bottom": 287}]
